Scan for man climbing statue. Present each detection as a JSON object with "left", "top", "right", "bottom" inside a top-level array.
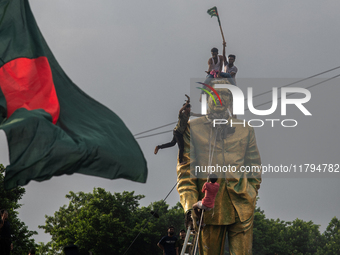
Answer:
[{"left": 154, "top": 95, "right": 191, "bottom": 164}]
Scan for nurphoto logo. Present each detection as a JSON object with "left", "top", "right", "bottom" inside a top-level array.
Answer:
[{"left": 198, "top": 83, "right": 312, "bottom": 128}]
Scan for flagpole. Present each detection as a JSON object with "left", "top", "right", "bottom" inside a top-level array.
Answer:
[
  {"left": 208, "top": 7, "right": 226, "bottom": 43},
  {"left": 219, "top": 22, "right": 225, "bottom": 42},
  {"left": 216, "top": 10, "right": 225, "bottom": 42}
]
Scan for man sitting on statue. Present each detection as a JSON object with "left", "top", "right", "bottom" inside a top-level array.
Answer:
[
  {"left": 223, "top": 41, "right": 238, "bottom": 85},
  {"left": 201, "top": 41, "right": 235, "bottom": 92}
]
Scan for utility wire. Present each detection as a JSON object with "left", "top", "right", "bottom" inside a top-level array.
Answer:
[
  {"left": 244, "top": 73, "right": 340, "bottom": 111},
  {"left": 245, "top": 65, "right": 340, "bottom": 100},
  {"left": 135, "top": 73, "right": 340, "bottom": 139},
  {"left": 133, "top": 66, "right": 340, "bottom": 139},
  {"left": 134, "top": 122, "right": 177, "bottom": 137},
  {"left": 135, "top": 130, "right": 173, "bottom": 140}
]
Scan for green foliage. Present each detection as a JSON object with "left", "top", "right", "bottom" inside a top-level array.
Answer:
[
  {"left": 0, "top": 164, "right": 38, "bottom": 254},
  {"left": 36, "top": 241, "right": 58, "bottom": 255},
  {"left": 253, "top": 207, "right": 289, "bottom": 255},
  {"left": 39, "top": 188, "right": 184, "bottom": 255},
  {"left": 285, "top": 219, "right": 322, "bottom": 255},
  {"left": 253, "top": 205, "right": 329, "bottom": 255},
  {"left": 316, "top": 217, "right": 340, "bottom": 255},
  {"left": 2, "top": 161, "right": 340, "bottom": 255},
  {"left": 38, "top": 188, "right": 340, "bottom": 255}
]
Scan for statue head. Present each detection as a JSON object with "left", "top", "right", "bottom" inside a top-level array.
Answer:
[{"left": 207, "top": 87, "right": 232, "bottom": 115}]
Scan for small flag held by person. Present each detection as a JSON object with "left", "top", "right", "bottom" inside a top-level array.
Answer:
[
  {"left": 207, "top": 6, "right": 221, "bottom": 25},
  {"left": 207, "top": 6, "right": 225, "bottom": 43}
]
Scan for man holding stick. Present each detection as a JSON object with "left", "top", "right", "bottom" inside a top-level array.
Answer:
[{"left": 201, "top": 6, "right": 236, "bottom": 91}]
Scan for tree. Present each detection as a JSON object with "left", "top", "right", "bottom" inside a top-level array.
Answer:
[
  {"left": 253, "top": 206, "right": 289, "bottom": 255},
  {"left": 316, "top": 217, "right": 340, "bottom": 255},
  {"left": 36, "top": 241, "right": 56, "bottom": 255},
  {"left": 253, "top": 205, "right": 323, "bottom": 255},
  {"left": 284, "top": 219, "right": 322, "bottom": 255},
  {"left": 0, "top": 164, "right": 38, "bottom": 254},
  {"left": 39, "top": 188, "right": 185, "bottom": 255}
]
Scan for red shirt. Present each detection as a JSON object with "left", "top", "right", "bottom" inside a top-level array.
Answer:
[{"left": 201, "top": 182, "right": 220, "bottom": 208}]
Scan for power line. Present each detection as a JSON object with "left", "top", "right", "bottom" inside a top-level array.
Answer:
[
  {"left": 134, "top": 122, "right": 177, "bottom": 137},
  {"left": 244, "top": 73, "right": 340, "bottom": 111},
  {"left": 133, "top": 66, "right": 340, "bottom": 139},
  {"left": 135, "top": 130, "right": 173, "bottom": 140},
  {"left": 246, "top": 65, "right": 340, "bottom": 100},
  {"left": 135, "top": 73, "right": 340, "bottom": 139}
]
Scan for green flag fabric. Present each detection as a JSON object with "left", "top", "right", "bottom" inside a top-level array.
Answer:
[
  {"left": 0, "top": 0, "right": 147, "bottom": 189},
  {"left": 207, "top": 6, "right": 221, "bottom": 26}
]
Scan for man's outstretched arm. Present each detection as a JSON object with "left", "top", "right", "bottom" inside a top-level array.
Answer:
[
  {"left": 222, "top": 41, "right": 227, "bottom": 62},
  {"left": 178, "top": 95, "right": 190, "bottom": 114}
]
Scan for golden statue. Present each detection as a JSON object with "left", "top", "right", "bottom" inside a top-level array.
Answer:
[{"left": 177, "top": 80, "right": 261, "bottom": 255}]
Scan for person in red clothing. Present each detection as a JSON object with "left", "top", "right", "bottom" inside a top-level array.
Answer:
[{"left": 192, "top": 173, "right": 220, "bottom": 226}]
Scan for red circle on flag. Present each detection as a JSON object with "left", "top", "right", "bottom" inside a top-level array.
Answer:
[{"left": 0, "top": 57, "right": 60, "bottom": 124}]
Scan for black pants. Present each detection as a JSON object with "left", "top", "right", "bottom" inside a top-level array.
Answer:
[
  {"left": 0, "top": 239, "right": 11, "bottom": 255},
  {"left": 158, "top": 130, "right": 184, "bottom": 163}
]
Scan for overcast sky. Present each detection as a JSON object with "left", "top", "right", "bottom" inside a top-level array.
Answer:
[{"left": 0, "top": 0, "right": 339, "bottom": 244}]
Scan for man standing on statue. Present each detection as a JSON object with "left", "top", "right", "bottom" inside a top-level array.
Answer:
[{"left": 177, "top": 80, "right": 261, "bottom": 255}]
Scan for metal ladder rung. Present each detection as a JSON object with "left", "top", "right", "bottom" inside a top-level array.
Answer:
[
  {"left": 181, "top": 210, "right": 205, "bottom": 255},
  {"left": 180, "top": 227, "right": 196, "bottom": 255},
  {"left": 192, "top": 210, "right": 204, "bottom": 255}
]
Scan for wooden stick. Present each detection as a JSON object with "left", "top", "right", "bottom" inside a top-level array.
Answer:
[{"left": 219, "top": 24, "right": 225, "bottom": 42}]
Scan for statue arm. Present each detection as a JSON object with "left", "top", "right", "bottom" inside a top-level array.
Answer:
[
  {"left": 176, "top": 124, "right": 199, "bottom": 213},
  {"left": 245, "top": 127, "right": 262, "bottom": 192}
]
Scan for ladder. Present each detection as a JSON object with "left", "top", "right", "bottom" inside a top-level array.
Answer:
[{"left": 180, "top": 210, "right": 204, "bottom": 255}]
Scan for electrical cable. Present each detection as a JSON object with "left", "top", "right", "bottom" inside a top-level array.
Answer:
[
  {"left": 133, "top": 66, "right": 340, "bottom": 139},
  {"left": 135, "top": 73, "right": 340, "bottom": 139},
  {"left": 134, "top": 122, "right": 177, "bottom": 137},
  {"left": 246, "top": 65, "right": 340, "bottom": 100},
  {"left": 244, "top": 73, "right": 340, "bottom": 111},
  {"left": 135, "top": 130, "right": 174, "bottom": 140}
]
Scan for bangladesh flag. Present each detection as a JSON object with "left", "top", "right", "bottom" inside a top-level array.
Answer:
[
  {"left": 0, "top": 0, "right": 147, "bottom": 189},
  {"left": 207, "top": 6, "right": 221, "bottom": 26}
]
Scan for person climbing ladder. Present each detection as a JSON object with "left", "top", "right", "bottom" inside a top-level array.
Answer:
[{"left": 192, "top": 173, "right": 220, "bottom": 227}]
